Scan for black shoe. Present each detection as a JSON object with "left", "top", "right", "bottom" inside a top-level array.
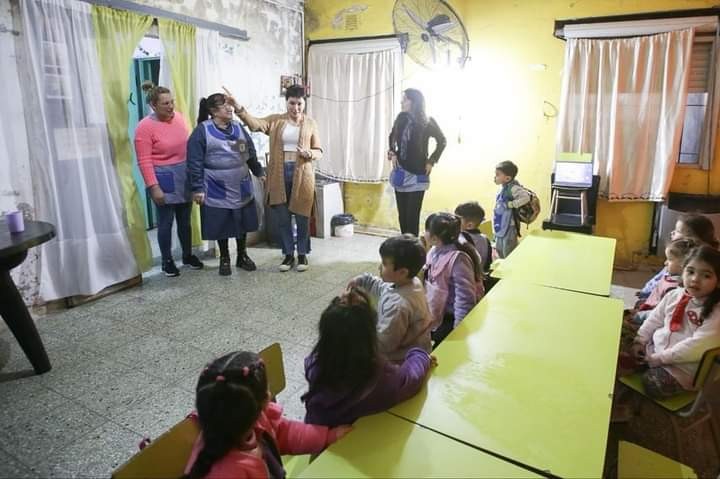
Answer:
[
  {"left": 219, "top": 257, "right": 232, "bottom": 276},
  {"left": 296, "top": 255, "right": 309, "bottom": 272},
  {"left": 182, "top": 254, "right": 204, "bottom": 269},
  {"left": 162, "top": 260, "right": 180, "bottom": 277},
  {"left": 236, "top": 252, "right": 257, "bottom": 271},
  {"left": 279, "top": 255, "right": 294, "bottom": 272}
]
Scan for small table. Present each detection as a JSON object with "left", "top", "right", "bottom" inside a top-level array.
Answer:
[
  {"left": 299, "top": 412, "right": 540, "bottom": 478},
  {"left": 0, "top": 220, "right": 55, "bottom": 374},
  {"left": 491, "top": 229, "right": 616, "bottom": 296},
  {"left": 390, "top": 279, "right": 623, "bottom": 478}
]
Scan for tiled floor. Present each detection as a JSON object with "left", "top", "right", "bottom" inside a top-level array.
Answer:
[
  {"left": 1, "top": 235, "right": 717, "bottom": 478},
  {"left": 0, "top": 234, "right": 385, "bottom": 478}
]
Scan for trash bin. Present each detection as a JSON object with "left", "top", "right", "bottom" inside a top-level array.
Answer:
[{"left": 331, "top": 214, "right": 355, "bottom": 238}]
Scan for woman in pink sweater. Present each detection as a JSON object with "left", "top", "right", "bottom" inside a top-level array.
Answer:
[{"left": 134, "top": 86, "right": 203, "bottom": 277}]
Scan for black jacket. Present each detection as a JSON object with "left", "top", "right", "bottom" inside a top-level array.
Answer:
[{"left": 388, "top": 112, "right": 447, "bottom": 175}]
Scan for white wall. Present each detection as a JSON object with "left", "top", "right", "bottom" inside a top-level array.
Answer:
[{"left": 0, "top": 1, "right": 39, "bottom": 304}]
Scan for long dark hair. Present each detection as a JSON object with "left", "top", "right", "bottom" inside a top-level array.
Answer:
[
  {"left": 680, "top": 214, "right": 719, "bottom": 249},
  {"left": 684, "top": 245, "right": 720, "bottom": 320},
  {"left": 404, "top": 88, "right": 427, "bottom": 125},
  {"left": 425, "top": 212, "right": 483, "bottom": 282},
  {"left": 183, "top": 351, "right": 268, "bottom": 479},
  {"left": 196, "top": 93, "right": 227, "bottom": 126},
  {"left": 305, "top": 290, "right": 380, "bottom": 396}
]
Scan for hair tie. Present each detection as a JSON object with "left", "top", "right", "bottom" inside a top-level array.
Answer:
[
  {"left": 215, "top": 375, "right": 226, "bottom": 382},
  {"left": 242, "top": 367, "right": 250, "bottom": 377}
]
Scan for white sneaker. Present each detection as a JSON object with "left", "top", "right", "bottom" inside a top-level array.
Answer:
[
  {"left": 296, "top": 255, "right": 309, "bottom": 272},
  {"left": 279, "top": 255, "right": 294, "bottom": 272}
]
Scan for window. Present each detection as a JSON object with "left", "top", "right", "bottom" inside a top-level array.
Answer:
[{"left": 679, "top": 37, "right": 712, "bottom": 165}]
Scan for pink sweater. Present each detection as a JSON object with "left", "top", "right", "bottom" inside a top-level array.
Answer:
[
  {"left": 133, "top": 112, "right": 189, "bottom": 187},
  {"left": 184, "top": 402, "right": 336, "bottom": 479}
]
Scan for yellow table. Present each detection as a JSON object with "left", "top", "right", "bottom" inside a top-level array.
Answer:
[
  {"left": 299, "top": 412, "right": 539, "bottom": 478},
  {"left": 390, "top": 279, "right": 623, "bottom": 478},
  {"left": 491, "top": 229, "right": 616, "bottom": 296}
]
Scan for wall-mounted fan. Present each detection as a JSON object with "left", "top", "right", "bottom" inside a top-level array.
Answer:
[{"left": 392, "top": 0, "right": 469, "bottom": 70}]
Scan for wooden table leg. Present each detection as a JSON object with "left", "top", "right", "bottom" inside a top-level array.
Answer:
[{"left": 0, "top": 250, "right": 51, "bottom": 374}]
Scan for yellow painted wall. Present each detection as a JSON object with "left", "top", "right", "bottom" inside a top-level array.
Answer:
[{"left": 306, "top": 0, "right": 720, "bottom": 264}]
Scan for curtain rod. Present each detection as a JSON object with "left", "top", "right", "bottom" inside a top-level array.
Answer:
[
  {"left": 308, "top": 34, "right": 398, "bottom": 46},
  {"left": 80, "top": 0, "right": 249, "bottom": 40}
]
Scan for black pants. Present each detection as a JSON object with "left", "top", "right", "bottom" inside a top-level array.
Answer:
[
  {"left": 395, "top": 190, "right": 425, "bottom": 236},
  {"left": 156, "top": 202, "right": 192, "bottom": 262},
  {"left": 431, "top": 313, "right": 455, "bottom": 349}
]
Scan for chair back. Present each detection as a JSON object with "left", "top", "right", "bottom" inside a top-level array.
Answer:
[
  {"left": 691, "top": 346, "right": 720, "bottom": 389},
  {"left": 259, "top": 342, "right": 286, "bottom": 397},
  {"left": 111, "top": 417, "right": 199, "bottom": 479}
]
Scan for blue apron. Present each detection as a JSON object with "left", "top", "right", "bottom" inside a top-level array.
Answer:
[
  {"left": 154, "top": 162, "right": 191, "bottom": 204},
  {"left": 202, "top": 120, "right": 254, "bottom": 209},
  {"left": 390, "top": 165, "right": 430, "bottom": 192}
]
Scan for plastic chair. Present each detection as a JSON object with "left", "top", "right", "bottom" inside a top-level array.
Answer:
[
  {"left": 618, "top": 347, "right": 720, "bottom": 465},
  {"left": 112, "top": 343, "right": 290, "bottom": 479},
  {"left": 617, "top": 441, "right": 696, "bottom": 478}
]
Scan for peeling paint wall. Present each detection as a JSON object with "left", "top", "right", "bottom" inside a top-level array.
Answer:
[{"left": 1, "top": 1, "right": 39, "bottom": 305}]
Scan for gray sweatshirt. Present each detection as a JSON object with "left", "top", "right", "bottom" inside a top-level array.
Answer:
[{"left": 354, "top": 274, "right": 433, "bottom": 361}]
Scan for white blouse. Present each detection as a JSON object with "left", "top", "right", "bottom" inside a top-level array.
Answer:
[{"left": 282, "top": 123, "right": 300, "bottom": 152}]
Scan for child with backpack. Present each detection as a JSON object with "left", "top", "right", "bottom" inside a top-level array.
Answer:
[
  {"left": 183, "top": 351, "right": 351, "bottom": 479},
  {"left": 424, "top": 213, "right": 485, "bottom": 346},
  {"left": 454, "top": 201, "right": 492, "bottom": 274},
  {"left": 493, "top": 161, "right": 532, "bottom": 258}
]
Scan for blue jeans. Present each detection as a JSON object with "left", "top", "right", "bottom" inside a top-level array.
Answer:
[
  {"left": 156, "top": 202, "right": 192, "bottom": 262},
  {"left": 271, "top": 162, "right": 310, "bottom": 256}
]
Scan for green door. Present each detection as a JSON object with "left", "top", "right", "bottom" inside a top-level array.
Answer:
[{"left": 128, "top": 57, "right": 160, "bottom": 230}]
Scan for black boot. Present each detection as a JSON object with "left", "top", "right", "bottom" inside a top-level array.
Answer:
[
  {"left": 219, "top": 256, "right": 232, "bottom": 276},
  {"left": 236, "top": 236, "right": 256, "bottom": 271}
]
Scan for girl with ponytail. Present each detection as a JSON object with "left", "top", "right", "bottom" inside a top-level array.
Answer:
[
  {"left": 623, "top": 246, "right": 720, "bottom": 399},
  {"left": 423, "top": 213, "right": 484, "bottom": 347},
  {"left": 183, "top": 351, "right": 350, "bottom": 479}
]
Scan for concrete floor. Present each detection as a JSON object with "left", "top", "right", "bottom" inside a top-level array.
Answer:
[{"left": 0, "top": 235, "right": 717, "bottom": 477}]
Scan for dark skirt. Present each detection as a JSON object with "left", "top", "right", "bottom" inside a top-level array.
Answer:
[{"left": 200, "top": 200, "right": 259, "bottom": 240}]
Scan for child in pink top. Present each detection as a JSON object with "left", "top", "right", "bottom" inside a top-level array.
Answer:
[
  {"left": 133, "top": 86, "right": 202, "bottom": 276},
  {"left": 183, "top": 351, "right": 350, "bottom": 479}
]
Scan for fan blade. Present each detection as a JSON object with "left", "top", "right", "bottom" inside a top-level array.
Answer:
[
  {"left": 401, "top": 4, "right": 428, "bottom": 31},
  {"left": 427, "top": 14, "right": 451, "bottom": 29},
  {"left": 430, "top": 21, "right": 456, "bottom": 35},
  {"left": 436, "top": 33, "right": 465, "bottom": 50},
  {"left": 428, "top": 34, "right": 437, "bottom": 64}
]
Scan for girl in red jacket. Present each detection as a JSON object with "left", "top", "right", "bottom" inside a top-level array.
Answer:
[{"left": 183, "top": 351, "right": 350, "bottom": 479}]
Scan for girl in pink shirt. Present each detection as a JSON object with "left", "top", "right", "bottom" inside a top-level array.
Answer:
[
  {"left": 183, "top": 351, "right": 350, "bottom": 479},
  {"left": 134, "top": 86, "right": 203, "bottom": 276}
]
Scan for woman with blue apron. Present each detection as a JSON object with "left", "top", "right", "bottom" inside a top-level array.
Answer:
[
  {"left": 187, "top": 93, "right": 266, "bottom": 276},
  {"left": 134, "top": 85, "right": 204, "bottom": 277}
]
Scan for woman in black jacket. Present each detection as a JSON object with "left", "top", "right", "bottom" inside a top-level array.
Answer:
[{"left": 388, "top": 88, "right": 446, "bottom": 236}]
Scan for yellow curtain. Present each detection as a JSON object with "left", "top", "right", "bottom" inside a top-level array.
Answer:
[
  {"left": 92, "top": 6, "right": 153, "bottom": 271},
  {"left": 158, "top": 19, "right": 202, "bottom": 245}
]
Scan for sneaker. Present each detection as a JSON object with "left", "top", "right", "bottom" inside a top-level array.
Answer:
[
  {"left": 219, "top": 257, "right": 232, "bottom": 276},
  {"left": 182, "top": 254, "right": 204, "bottom": 270},
  {"left": 279, "top": 255, "right": 294, "bottom": 272},
  {"left": 236, "top": 252, "right": 257, "bottom": 271},
  {"left": 162, "top": 260, "right": 180, "bottom": 277},
  {"left": 296, "top": 255, "right": 309, "bottom": 272}
]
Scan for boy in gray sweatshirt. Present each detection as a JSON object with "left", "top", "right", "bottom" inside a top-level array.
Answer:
[{"left": 349, "top": 235, "right": 433, "bottom": 361}]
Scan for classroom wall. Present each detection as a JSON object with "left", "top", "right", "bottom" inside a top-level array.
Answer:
[
  {"left": 305, "top": 0, "right": 720, "bottom": 265},
  {"left": 1, "top": 1, "right": 40, "bottom": 304}
]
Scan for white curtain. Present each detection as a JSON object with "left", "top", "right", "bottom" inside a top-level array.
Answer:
[
  {"left": 196, "top": 28, "right": 222, "bottom": 105},
  {"left": 556, "top": 29, "right": 694, "bottom": 201},
  {"left": 308, "top": 38, "right": 402, "bottom": 182},
  {"left": 20, "top": 0, "right": 138, "bottom": 300}
]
